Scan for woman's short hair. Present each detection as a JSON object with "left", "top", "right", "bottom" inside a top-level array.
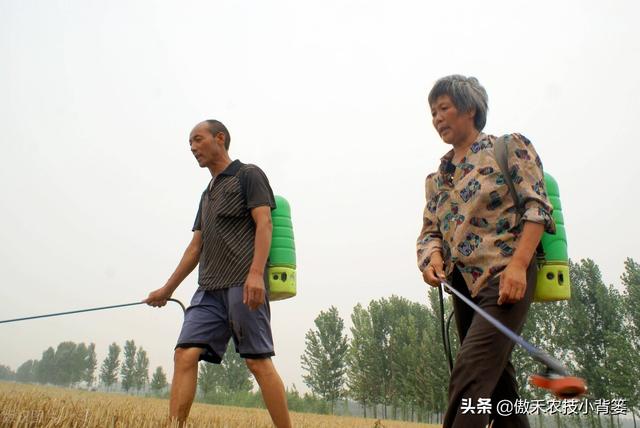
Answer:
[{"left": 428, "top": 75, "right": 489, "bottom": 131}]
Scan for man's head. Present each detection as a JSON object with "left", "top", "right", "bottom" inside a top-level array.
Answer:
[
  {"left": 204, "top": 119, "right": 231, "bottom": 150},
  {"left": 189, "top": 120, "right": 231, "bottom": 168}
]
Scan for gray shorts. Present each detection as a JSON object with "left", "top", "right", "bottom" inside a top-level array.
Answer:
[{"left": 175, "top": 286, "right": 274, "bottom": 364}]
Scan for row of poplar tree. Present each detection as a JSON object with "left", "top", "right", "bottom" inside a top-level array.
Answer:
[
  {"left": 300, "top": 258, "right": 640, "bottom": 425},
  {"left": 3, "top": 258, "right": 638, "bottom": 424},
  {"left": 1, "top": 340, "right": 169, "bottom": 394}
]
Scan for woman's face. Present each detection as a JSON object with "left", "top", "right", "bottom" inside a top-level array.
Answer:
[{"left": 430, "top": 95, "right": 476, "bottom": 145}]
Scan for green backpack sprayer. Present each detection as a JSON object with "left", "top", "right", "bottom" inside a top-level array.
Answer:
[
  {"left": 494, "top": 135, "right": 570, "bottom": 302},
  {"left": 267, "top": 195, "right": 297, "bottom": 301}
]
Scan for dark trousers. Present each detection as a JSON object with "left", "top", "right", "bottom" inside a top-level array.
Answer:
[{"left": 443, "top": 262, "right": 536, "bottom": 428}]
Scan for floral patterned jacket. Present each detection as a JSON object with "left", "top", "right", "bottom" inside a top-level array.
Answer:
[{"left": 417, "top": 132, "right": 556, "bottom": 296}]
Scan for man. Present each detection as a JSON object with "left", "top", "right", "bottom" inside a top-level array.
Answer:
[{"left": 145, "top": 120, "right": 291, "bottom": 427}]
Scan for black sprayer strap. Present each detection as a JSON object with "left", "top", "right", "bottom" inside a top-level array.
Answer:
[
  {"left": 438, "top": 285, "right": 454, "bottom": 372},
  {"left": 494, "top": 135, "right": 522, "bottom": 215},
  {"left": 494, "top": 135, "right": 545, "bottom": 259}
]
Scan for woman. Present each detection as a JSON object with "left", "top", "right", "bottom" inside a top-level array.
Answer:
[{"left": 417, "top": 75, "right": 555, "bottom": 428}]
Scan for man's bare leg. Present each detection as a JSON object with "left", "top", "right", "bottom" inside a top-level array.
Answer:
[
  {"left": 246, "top": 358, "right": 292, "bottom": 428},
  {"left": 170, "top": 347, "right": 202, "bottom": 424}
]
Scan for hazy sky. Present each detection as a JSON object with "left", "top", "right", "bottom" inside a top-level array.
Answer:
[{"left": 2, "top": 0, "right": 639, "bottom": 392}]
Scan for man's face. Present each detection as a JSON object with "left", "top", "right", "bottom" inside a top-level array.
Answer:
[{"left": 189, "top": 122, "right": 224, "bottom": 168}]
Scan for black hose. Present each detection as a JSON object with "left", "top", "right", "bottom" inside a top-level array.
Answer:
[
  {"left": 438, "top": 285, "right": 454, "bottom": 372},
  {"left": 0, "top": 298, "right": 185, "bottom": 324},
  {"left": 445, "top": 310, "right": 454, "bottom": 365}
]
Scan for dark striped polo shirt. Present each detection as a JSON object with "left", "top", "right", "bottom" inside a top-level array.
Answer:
[{"left": 192, "top": 160, "right": 276, "bottom": 291}]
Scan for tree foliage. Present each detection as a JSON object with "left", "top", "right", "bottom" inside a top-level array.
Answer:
[
  {"left": 16, "top": 360, "right": 38, "bottom": 383},
  {"left": 11, "top": 342, "right": 97, "bottom": 387},
  {"left": 300, "top": 306, "right": 349, "bottom": 413},
  {"left": 100, "top": 342, "right": 121, "bottom": 389},
  {"left": 220, "top": 345, "right": 253, "bottom": 394},
  {"left": 0, "top": 364, "right": 15, "bottom": 381},
  {"left": 120, "top": 340, "right": 137, "bottom": 392},
  {"left": 346, "top": 294, "right": 449, "bottom": 421},
  {"left": 133, "top": 347, "right": 150, "bottom": 391},
  {"left": 150, "top": 366, "right": 168, "bottom": 395},
  {"left": 37, "top": 347, "right": 56, "bottom": 385},
  {"left": 621, "top": 258, "right": 640, "bottom": 414},
  {"left": 198, "top": 341, "right": 254, "bottom": 402},
  {"left": 347, "top": 303, "right": 377, "bottom": 417},
  {"left": 84, "top": 343, "right": 97, "bottom": 386}
]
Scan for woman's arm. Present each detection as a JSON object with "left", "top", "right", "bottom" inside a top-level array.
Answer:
[
  {"left": 417, "top": 173, "right": 445, "bottom": 287},
  {"left": 498, "top": 222, "right": 543, "bottom": 304}
]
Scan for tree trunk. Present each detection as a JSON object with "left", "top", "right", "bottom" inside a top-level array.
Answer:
[{"left": 555, "top": 412, "right": 562, "bottom": 428}]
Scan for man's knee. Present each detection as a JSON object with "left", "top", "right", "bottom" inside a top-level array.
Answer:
[
  {"left": 245, "top": 357, "right": 274, "bottom": 378},
  {"left": 174, "top": 347, "right": 202, "bottom": 370}
]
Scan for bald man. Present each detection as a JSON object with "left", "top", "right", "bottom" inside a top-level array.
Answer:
[{"left": 145, "top": 120, "right": 291, "bottom": 427}]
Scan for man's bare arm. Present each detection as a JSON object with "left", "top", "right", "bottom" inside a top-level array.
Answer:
[
  {"left": 243, "top": 206, "right": 272, "bottom": 310},
  {"left": 145, "top": 231, "right": 202, "bottom": 307}
]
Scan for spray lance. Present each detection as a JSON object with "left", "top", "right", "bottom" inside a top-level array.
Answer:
[
  {"left": 0, "top": 299, "right": 186, "bottom": 325},
  {"left": 439, "top": 278, "right": 586, "bottom": 399}
]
